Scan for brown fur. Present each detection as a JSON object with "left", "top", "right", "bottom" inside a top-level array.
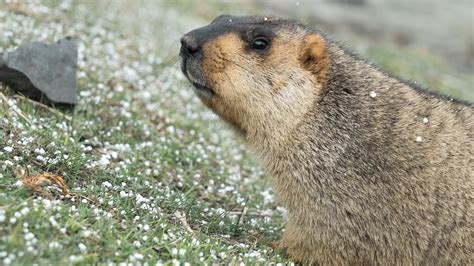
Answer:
[
  {"left": 300, "top": 34, "right": 330, "bottom": 86},
  {"left": 180, "top": 15, "right": 474, "bottom": 265}
]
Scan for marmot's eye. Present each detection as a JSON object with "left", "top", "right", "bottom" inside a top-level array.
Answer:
[{"left": 251, "top": 37, "right": 269, "bottom": 51}]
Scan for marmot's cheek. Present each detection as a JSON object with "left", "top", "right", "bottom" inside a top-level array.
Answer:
[
  {"left": 200, "top": 52, "right": 227, "bottom": 84},
  {"left": 201, "top": 33, "right": 242, "bottom": 82}
]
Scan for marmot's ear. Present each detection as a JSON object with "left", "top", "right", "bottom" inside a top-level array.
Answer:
[{"left": 299, "top": 34, "right": 330, "bottom": 85}]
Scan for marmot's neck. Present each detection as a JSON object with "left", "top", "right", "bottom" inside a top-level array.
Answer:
[
  {"left": 251, "top": 44, "right": 408, "bottom": 168},
  {"left": 243, "top": 46, "right": 361, "bottom": 149},
  {"left": 247, "top": 41, "right": 471, "bottom": 172}
]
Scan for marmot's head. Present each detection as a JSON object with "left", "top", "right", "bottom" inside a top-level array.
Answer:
[{"left": 180, "top": 15, "right": 330, "bottom": 143}]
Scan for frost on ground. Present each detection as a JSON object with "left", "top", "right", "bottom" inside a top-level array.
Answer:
[{"left": 0, "top": 0, "right": 289, "bottom": 264}]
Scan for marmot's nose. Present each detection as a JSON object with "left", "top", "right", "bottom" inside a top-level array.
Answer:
[{"left": 180, "top": 35, "right": 200, "bottom": 55}]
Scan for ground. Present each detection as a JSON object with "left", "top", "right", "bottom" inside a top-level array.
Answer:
[{"left": 0, "top": 0, "right": 471, "bottom": 265}]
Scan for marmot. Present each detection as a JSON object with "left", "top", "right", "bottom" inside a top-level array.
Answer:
[{"left": 179, "top": 15, "right": 473, "bottom": 264}]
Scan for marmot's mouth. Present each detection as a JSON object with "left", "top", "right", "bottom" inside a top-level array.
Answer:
[
  {"left": 180, "top": 56, "right": 215, "bottom": 99},
  {"left": 186, "top": 69, "right": 215, "bottom": 98},
  {"left": 191, "top": 81, "right": 215, "bottom": 98}
]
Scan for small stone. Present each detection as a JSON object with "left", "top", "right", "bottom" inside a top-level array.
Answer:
[
  {"left": 415, "top": 136, "right": 422, "bottom": 143},
  {"left": 369, "top": 91, "right": 377, "bottom": 98},
  {"left": 0, "top": 38, "right": 78, "bottom": 105},
  {"left": 422, "top": 117, "right": 429, "bottom": 124}
]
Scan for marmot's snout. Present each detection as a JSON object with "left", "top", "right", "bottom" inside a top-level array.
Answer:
[
  {"left": 179, "top": 33, "right": 214, "bottom": 99},
  {"left": 180, "top": 35, "right": 200, "bottom": 55}
]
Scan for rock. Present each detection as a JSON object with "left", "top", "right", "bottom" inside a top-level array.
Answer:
[{"left": 0, "top": 37, "right": 78, "bottom": 105}]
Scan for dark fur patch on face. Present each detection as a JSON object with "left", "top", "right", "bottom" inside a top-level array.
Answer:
[{"left": 183, "top": 15, "right": 281, "bottom": 55}]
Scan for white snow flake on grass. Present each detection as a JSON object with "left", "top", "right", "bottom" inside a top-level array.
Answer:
[{"left": 78, "top": 243, "right": 87, "bottom": 253}]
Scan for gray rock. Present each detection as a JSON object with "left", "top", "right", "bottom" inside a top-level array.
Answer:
[{"left": 0, "top": 37, "right": 78, "bottom": 105}]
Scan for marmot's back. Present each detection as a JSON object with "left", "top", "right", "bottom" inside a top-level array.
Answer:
[{"left": 179, "top": 15, "right": 474, "bottom": 264}]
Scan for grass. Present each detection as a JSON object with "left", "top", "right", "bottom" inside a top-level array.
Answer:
[
  {"left": 0, "top": 1, "right": 286, "bottom": 264},
  {"left": 0, "top": 0, "right": 471, "bottom": 265}
]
